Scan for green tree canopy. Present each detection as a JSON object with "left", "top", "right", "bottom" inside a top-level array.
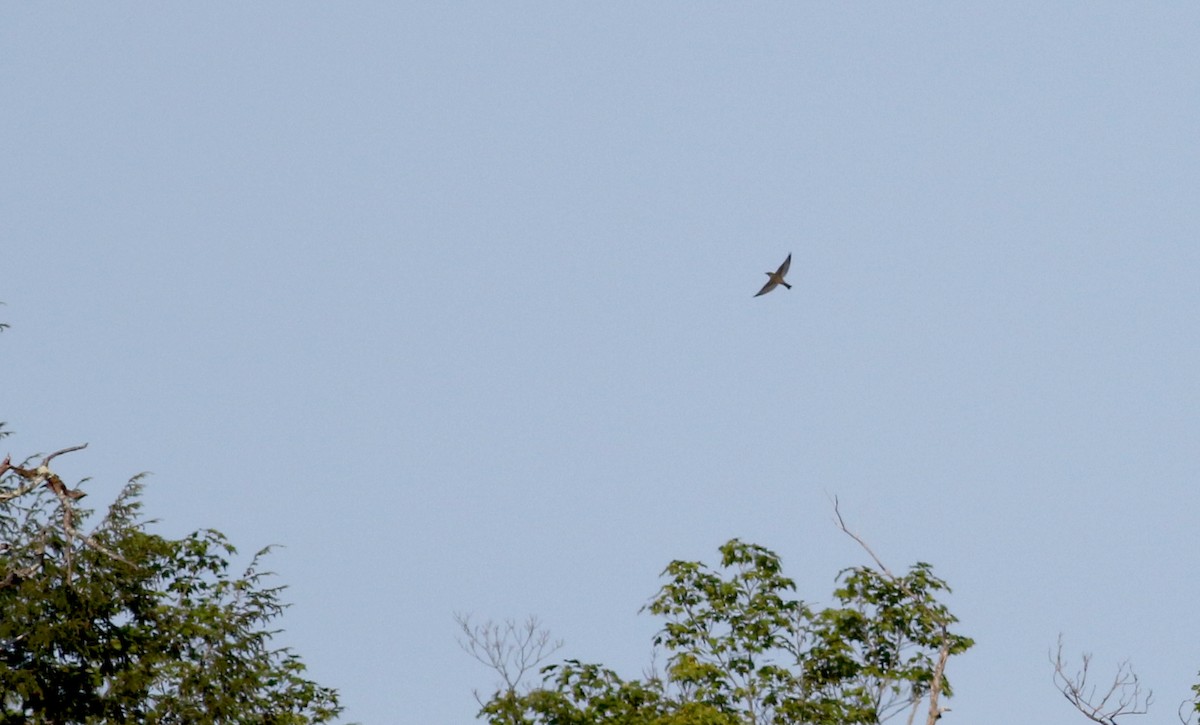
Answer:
[
  {"left": 469, "top": 537, "right": 972, "bottom": 725},
  {"left": 0, "top": 436, "right": 343, "bottom": 723}
]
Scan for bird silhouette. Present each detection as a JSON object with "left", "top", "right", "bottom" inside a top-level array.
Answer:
[{"left": 753, "top": 253, "right": 792, "bottom": 297}]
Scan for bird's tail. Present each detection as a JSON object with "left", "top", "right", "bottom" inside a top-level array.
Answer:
[{"left": 781, "top": 281, "right": 792, "bottom": 290}]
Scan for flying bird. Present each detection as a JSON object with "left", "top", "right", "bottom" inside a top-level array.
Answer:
[{"left": 753, "top": 253, "right": 792, "bottom": 297}]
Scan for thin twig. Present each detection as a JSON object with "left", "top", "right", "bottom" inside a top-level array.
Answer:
[
  {"left": 42, "top": 443, "right": 88, "bottom": 466},
  {"left": 1052, "top": 635, "right": 1152, "bottom": 724},
  {"left": 456, "top": 613, "right": 563, "bottom": 705},
  {"left": 828, "top": 493, "right": 895, "bottom": 578}
]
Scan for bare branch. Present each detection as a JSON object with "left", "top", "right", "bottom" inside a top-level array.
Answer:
[
  {"left": 1, "top": 444, "right": 90, "bottom": 502},
  {"left": 41, "top": 443, "right": 88, "bottom": 466},
  {"left": 1179, "top": 696, "right": 1198, "bottom": 725},
  {"left": 1052, "top": 635, "right": 1153, "bottom": 724},
  {"left": 455, "top": 613, "right": 563, "bottom": 702},
  {"left": 829, "top": 493, "right": 895, "bottom": 579},
  {"left": 0, "top": 443, "right": 126, "bottom": 583},
  {"left": 907, "top": 698, "right": 921, "bottom": 725}
]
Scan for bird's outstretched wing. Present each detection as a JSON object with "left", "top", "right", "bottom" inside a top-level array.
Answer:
[
  {"left": 777, "top": 253, "right": 791, "bottom": 277},
  {"left": 754, "top": 278, "right": 778, "bottom": 297}
]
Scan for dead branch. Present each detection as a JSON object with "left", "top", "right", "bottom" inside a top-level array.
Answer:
[
  {"left": 0, "top": 443, "right": 90, "bottom": 501},
  {"left": 830, "top": 493, "right": 895, "bottom": 579},
  {"left": 1052, "top": 635, "right": 1153, "bottom": 724},
  {"left": 42, "top": 443, "right": 88, "bottom": 466},
  {"left": 1, "top": 443, "right": 126, "bottom": 582},
  {"left": 0, "top": 454, "right": 44, "bottom": 502},
  {"left": 1181, "top": 699, "right": 1197, "bottom": 725},
  {"left": 456, "top": 613, "right": 563, "bottom": 703},
  {"left": 40, "top": 443, "right": 90, "bottom": 501}
]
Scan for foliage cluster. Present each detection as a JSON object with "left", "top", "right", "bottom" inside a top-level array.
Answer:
[
  {"left": 0, "top": 428, "right": 342, "bottom": 723},
  {"left": 475, "top": 539, "right": 971, "bottom": 725}
]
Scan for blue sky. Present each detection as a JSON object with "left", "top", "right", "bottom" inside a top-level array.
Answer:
[{"left": 3, "top": 4, "right": 1199, "bottom": 723}]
